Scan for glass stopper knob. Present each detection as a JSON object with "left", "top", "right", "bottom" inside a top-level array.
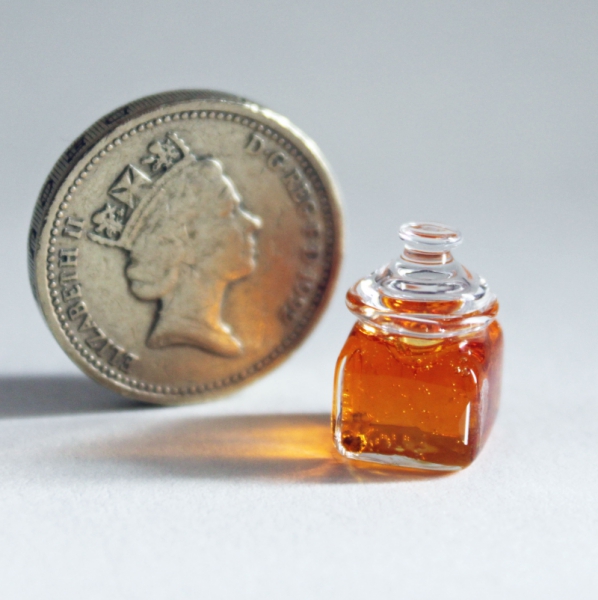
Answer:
[
  {"left": 399, "top": 222, "right": 462, "bottom": 251},
  {"left": 399, "top": 222, "right": 462, "bottom": 264}
]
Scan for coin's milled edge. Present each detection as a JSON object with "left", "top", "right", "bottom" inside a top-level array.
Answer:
[{"left": 29, "top": 91, "right": 343, "bottom": 404}]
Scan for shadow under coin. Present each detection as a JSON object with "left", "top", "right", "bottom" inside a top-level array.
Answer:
[
  {"left": 0, "top": 375, "right": 148, "bottom": 418},
  {"left": 88, "top": 413, "right": 451, "bottom": 484}
]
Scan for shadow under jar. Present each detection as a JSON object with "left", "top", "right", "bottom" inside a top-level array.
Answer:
[{"left": 333, "top": 222, "right": 503, "bottom": 471}]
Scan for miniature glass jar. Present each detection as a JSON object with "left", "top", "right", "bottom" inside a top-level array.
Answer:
[{"left": 333, "top": 223, "right": 503, "bottom": 471}]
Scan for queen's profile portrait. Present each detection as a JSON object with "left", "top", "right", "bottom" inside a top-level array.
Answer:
[{"left": 88, "top": 133, "right": 262, "bottom": 357}]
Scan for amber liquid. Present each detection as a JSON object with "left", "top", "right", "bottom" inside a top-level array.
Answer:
[{"left": 333, "top": 320, "right": 503, "bottom": 469}]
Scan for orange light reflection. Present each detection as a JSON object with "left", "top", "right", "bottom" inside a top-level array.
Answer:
[{"left": 90, "top": 413, "right": 451, "bottom": 483}]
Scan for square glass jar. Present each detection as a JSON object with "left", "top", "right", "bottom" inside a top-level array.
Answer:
[{"left": 332, "top": 223, "right": 503, "bottom": 471}]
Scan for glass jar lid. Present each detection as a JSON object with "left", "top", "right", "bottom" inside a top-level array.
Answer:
[{"left": 347, "top": 222, "right": 498, "bottom": 338}]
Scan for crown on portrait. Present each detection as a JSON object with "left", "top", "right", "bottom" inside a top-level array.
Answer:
[{"left": 87, "top": 133, "right": 195, "bottom": 250}]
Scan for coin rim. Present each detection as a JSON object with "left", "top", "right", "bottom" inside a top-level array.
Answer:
[{"left": 28, "top": 89, "right": 343, "bottom": 404}]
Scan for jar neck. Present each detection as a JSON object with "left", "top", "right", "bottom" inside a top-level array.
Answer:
[{"left": 346, "top": 279, "right": 499, "bottom": 340}]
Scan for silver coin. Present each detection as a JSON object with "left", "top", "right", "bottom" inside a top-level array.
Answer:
[{"left": 29, "top": 90, "right": 343, "bottom": 404}]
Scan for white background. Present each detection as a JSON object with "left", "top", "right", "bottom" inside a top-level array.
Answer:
[{"left": 1, "top": 1, "right": 597, "bottom": 598}]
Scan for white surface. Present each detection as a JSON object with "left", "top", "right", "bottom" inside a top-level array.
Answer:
[{"left": 1, "top": 1, "right": 597, "bottom": 598}]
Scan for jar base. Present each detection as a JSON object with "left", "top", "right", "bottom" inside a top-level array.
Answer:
[{"left": 334, "top": 439, "right": 463, "bottom": 472}]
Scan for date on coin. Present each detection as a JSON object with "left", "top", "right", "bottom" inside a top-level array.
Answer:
[{"left": 28, "top": 90, "right": 343, "bottom": 404}]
